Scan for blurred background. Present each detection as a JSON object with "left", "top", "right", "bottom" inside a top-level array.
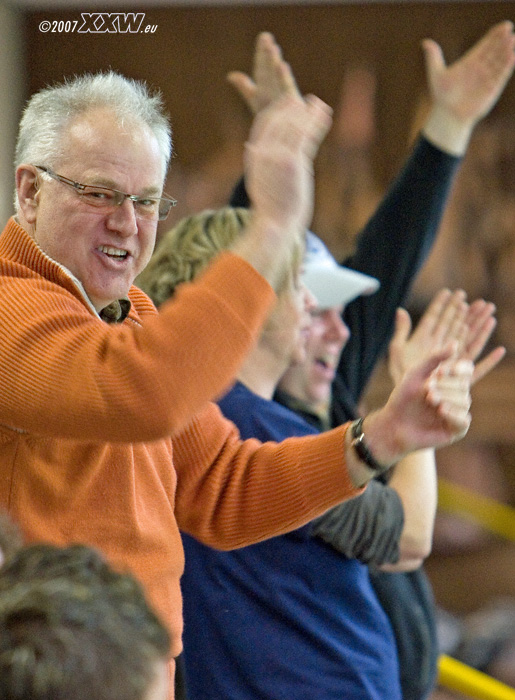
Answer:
[{"left": 1, "top": 0, "right": 514, "bottom": 694}]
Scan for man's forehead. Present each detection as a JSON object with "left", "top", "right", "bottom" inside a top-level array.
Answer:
[
  {"left": 57, "top": 108, "right": 166, "bottom": 184},
  {"left": 63, "top": 108, "right": 154, "bottom": 150}
]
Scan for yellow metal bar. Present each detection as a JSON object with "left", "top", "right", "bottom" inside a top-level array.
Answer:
[
  {"left": 439, "top": 655, "right": 515, "bottom": 700},
  {"left": 438, "top": 479, "right": 515, "bottom": 542}
]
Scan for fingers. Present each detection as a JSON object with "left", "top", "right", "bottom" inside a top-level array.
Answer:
[
  {"left": 413, "top": 288, "right": 453, "bottom": 338},
  {"left": 410, "top": 289, "right": 467, "bottom": 349},
  {"left": 427, "top": 359, "right": 473, "bottom": 406},
  {"left": 462, "top": 299, "right": 497, "bottom": 361},
  {"left": 244, "top": 94, "right": 332, "bottom": 230},
  {"left": 424, "top": 288, "right": 467, "bottom": 347},
  {"left": 302, "top": 94, "right": 334, "bottom": 157},
  {"left": 471, "top": 21, "right": 515, "bottom": 90},
  {"left": 256, "top": 33, "right": 299, "bottom": 100},
  {"left": 426, "top": 359, "right": 473, "bottom": 435},
  {"left": 387, "top": 308, "right": 412, "bottom": 384},
  {"left": 449, "top": 20, "right": 515, "bottom": 122},
  {"left": 435, "top": 401, "right": 471, "bottom": 439},
  {"left": 409, "top": 289, "right": 468, "bottom": 356},
  {"left": 472, "top": 346, "right": 506, "bottom": 385},
  {"left": 228, "top": 32, "right": 301, "bottom": 115}
]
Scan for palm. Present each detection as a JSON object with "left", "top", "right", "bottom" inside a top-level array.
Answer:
[
  {"left": 385, "top": 354, "right": 472, "bottom": 454},
  {"left": 425, "top": 21, "right": 515, "bottom": 125}
]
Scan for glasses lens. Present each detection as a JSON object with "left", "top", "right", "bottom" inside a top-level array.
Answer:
[
  {"left": 157, "top": 198, "right": 177, "bottom": 221},
  {"left": 77, "top": 185, "right": 176, "bottom": 221},
  {"left": 133, "top": 198, "right": 161, "bottom": 221},
  {"left": 80, "top": 186, "right": 119, "bottom": 208}
]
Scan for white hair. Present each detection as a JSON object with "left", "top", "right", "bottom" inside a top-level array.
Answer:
[{"left": 14, "top": 71, "right": 172, "bottom": 210}]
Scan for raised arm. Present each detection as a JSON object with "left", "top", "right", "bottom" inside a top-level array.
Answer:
[
  {"left": 379, "top": 290, "right": 504, "bottom": 571},
  {"left": 315, "top": 290, "right": 503, "bottom": 570},
  {"left": 175, "top": 342, "right": 473, "bottom": 549},
  {"left": 337, "top": 21, "right": 514, "bottom": 405},
  {"left": 231, "top": 93, "right": 332, "bottom": 291}
]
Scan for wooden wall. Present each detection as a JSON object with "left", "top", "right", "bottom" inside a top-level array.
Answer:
[{"left": 24, "top": 3, "right": 515, "bottom": 198}]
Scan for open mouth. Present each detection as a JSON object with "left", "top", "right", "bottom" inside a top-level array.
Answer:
[
  {"left": 98, "top": 245, "right": 129, "bottom": 260},
  {"left": 314, "top": 357, "right": 337, "bottom": 376}
]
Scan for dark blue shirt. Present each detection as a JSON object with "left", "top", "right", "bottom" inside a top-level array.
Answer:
[{"left": 181, "top": 381, "right": 401, "bottom": 700}]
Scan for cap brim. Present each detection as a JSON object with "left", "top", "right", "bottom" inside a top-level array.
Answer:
[{"left": 302, "top": 265, "right": 380, "bottom": 308}]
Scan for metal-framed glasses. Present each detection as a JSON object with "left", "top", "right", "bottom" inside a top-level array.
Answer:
[{"left": 35, "top": 165, "right": 177, "bottom": 221}]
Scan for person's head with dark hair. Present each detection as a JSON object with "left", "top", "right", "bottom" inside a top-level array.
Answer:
[{"left": 0, "top": 543, "right": 171, "bottom": 700}]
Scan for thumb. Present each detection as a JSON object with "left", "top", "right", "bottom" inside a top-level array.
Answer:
[
  {"left": 226, "top": 72, "right": 258, "bottom": 113},
  {"left": 421, "top": 38, "right": 446, "bottom": 87},
  {"left": 302, "top": 94, "right": 333, "bottom": 157},
  {"left": 391, "top": 307, "right": 412, "bottom": 347}
]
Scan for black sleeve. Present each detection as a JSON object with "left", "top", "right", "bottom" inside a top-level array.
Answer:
[
  {"left": 227, "top": 137, "right": 462, "bottom": 415},
  {"left": 229, "top": 177, "right": 250, "bottom": 208},
  {"left": 332, "top": 136, "right": 462, "bottom": 415},
  {"left": 311, "top": 480, "right": 404, "bottom": 565}
]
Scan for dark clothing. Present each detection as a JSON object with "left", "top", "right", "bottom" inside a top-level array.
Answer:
[
  {"left": 331, "top": 136, "right": 461, "bottom": 422},
  {"left": 370, "top": 568, "right": 439, "bottom": 699},
  {"left": 231, "top": 134, "right": 462, "bottom": 699},
  {"left": 182, "top": 382, "right": 402, "bottom": 700},
  {"left": 276, "top": 389, "right": 439, "bottom": 700}
]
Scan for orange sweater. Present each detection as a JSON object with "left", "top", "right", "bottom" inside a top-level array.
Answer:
[{"left": 0, "top": 218, "right": 359, "bottom": 667}]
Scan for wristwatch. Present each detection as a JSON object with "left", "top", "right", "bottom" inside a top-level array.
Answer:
[{"left": 350, "top": 417, "right": 392, "bottom": 475}]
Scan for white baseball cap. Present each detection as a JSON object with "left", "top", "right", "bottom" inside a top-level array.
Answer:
[{"left": 302, "top": 231, "right": 379, "bottom": 309}]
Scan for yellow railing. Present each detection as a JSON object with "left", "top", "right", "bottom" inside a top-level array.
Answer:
[
  {"left": 439, "top": 655, "right": 515, "bottom": 699},
  {"left": 437, "top": 479, "right": 515, "bottom": 543},
  {"left": 436, "top": 481, "right": 515, "bottom": 698}
]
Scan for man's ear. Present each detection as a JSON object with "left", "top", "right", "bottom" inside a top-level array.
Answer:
[{"left": 16, "top": 165, "right": 40, "bottom": 224}]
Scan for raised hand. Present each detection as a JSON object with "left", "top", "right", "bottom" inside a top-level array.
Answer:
[
  {"left": 423, "top": 21, "right": 515, "bottom": 126},
  {"left": 388, "top": 289, "right": 505, "bottom": 389},
  {"left": 244, "top": 94, "right": 332, "bottom": 231},
  {"left": 363, "top": 346, "right": 473, "bottom": 468},
  {"left": 230, "top": 94, "right": 332, "bottom": 289},
  {"left": 227, "top": 32, "right": 301, "bottom": 115},
  {"left": 422, "top": 21, "right": 515, "bottom": 154},
  {"left": 388, "top": 289, "right": 467, "bottom": 385}
]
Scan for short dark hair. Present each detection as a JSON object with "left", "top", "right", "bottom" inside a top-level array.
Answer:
[{"left": 0, "top": 543, "right": 170, "bottom": 700}]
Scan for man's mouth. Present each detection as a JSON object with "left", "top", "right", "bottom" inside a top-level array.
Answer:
[
  {"left": 315, "top": 355, "right": 336, "bottom": 371},
  {"left": 98, "top": 245, "right": 129, "bottom": 260}
]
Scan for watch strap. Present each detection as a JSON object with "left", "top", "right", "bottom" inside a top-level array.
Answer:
[{"left": 350, "top": 417, "right": 392, "bottom": 475}]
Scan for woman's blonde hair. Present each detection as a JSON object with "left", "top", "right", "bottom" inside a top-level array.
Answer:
[{"left": 137, "top": 206, "right": 304, "bottom": 307}]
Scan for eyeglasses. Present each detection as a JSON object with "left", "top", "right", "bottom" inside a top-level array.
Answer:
[{"left": 35, "top": 165, "right": 177, "bottom": 221}]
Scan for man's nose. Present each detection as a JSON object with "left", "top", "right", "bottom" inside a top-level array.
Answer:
[
  {"left": 324, "top": 308, "right": 350, "bottom": 343},
  {"left": 106, "top": 198, "right": 139, "bottom": 237}
]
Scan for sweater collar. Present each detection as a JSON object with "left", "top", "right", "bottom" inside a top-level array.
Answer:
[{"left": 0, "top": 217, "right": 131, "bottom": 324}]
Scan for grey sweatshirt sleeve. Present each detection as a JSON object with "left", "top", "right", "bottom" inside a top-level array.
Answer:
[{"left": 311, "top": 480, "right": 404, "bottom": 565}]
